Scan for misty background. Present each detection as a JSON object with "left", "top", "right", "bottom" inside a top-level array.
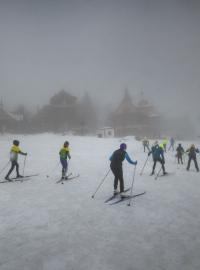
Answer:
[{"left": 0, "top": 0, "right": 200, "bottom": 137}]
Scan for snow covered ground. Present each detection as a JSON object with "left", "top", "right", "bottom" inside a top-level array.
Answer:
[{"left": 0, "top": 133, "right": 200, "bottom": 270}]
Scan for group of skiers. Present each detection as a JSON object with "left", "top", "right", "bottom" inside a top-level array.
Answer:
[
  {"left": 4, "top": 140, "right": 71, "bottom": 182},
  {"left": 110, "top": 139, "right": 199, "bottom": 198},
  {"left": 2, "top": 138, "right": 200, "bottom": 199}
]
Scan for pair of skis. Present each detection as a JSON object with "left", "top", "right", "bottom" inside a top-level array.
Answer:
[
  {"left": 104, "top": 188, "right": 146, "bottom": 205},
  {"left": 0, "top": 174, "right": 39, "bottom": 184},
  {"left": 56, "top": 173, "right": 80, "bottom": 184},
  {"left": 104, "top": 187, "right": 131, "bottom": 203}
]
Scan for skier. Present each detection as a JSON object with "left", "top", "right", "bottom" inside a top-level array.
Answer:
[
  {"left": 59, "top": 141, "right": 71, "bottom": 179},
  {"left": 142, "top": 137, "right": 150, "bottom": 152},
  {"left": 169, "top": 137, "right": 175, "bottom": 151},
  {"left": 176, "top": 143, "right": 185, "bottom": 164},
  {"left": 148, "top": 141, "right": 158, "bottom": 159},
  {"left": 186, "top": 144, "right": 199, "bottom": 172},
  {"left": 162, "top": 138, "right": 168, "bottom": 153},
  {"left": 5, "top": 140, "right": 27, "bottom": 181},
  {"left": 148, "top": 143, "right": 167, "bottom": 175},
  {"left": 110, "top": 143, "right": 137, "bottom": 197}
]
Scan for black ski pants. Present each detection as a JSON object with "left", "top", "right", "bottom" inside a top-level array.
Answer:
[
  {"left": 152, "top": 158, "right": 165, "bottom": 174},
  {"left": 177, "top": 154, "right": 183, "bottom": 164},
  {"left": 187, "top": 157, "right": 199, "bottom": 172},
  {"left": 110, "top": 165, "right": 124, "bottom": 193},
  {"left": 6, "top": 161, "right": 20, "bottom": 178}
]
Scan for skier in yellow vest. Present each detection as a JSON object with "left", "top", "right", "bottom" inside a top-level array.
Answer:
[
  {"left": 5, "top": 140, "right": 27, "bottom": 181},
  {"left": 162, "top": 138, "right": 168, "bottom": 153},
  {"left": 59, "top": 141, "right": 71, "bottom": 179}
]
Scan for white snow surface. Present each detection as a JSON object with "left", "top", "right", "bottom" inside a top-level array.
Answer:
[{"left": 0, "top": 134, "right": 200, "bottom": 270}]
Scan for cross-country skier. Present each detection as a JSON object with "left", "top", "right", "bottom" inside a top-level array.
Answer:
[
  {"left": 169, "top": 137, "right": 175, "bottom": 151},
  {"left": 110, "top": 143, "right": 137, "bottom": 197},
  {"left": 142, "top": 137, "right": 150, "bottom": 152},
  {"left": 5, "top": 140, "right": 27, "bottom": 181},
  {"left": 162, "top": 138, "right": 168, "bottom": 153},
  {"left": 148, "top": 142, "right": 167, "bottom": 175},
  {"left": 186, "top": 144, "right": 199, "bottom": 172},
  {"left": 176, "top": 143, "right": 184, "bottom": 164},
  {"left": 59, "top": 141, "right": 71, "bottom": 179}
]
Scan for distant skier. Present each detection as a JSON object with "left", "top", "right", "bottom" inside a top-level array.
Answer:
[
  {"left": 176, "top": 143, "right": 184, "bottom": 164},
  {"left": 5, "top": 140, "right": 27, "bottom": 181},
  {"left": 142, "top": 137, "right": 150, "bottom": 152},
  {"left": 148, "top": 141, "right": 158, "bottom": 159},
  {"left": 186, "top": 144, "right": 199, "bottom": 172},
  {"left": 110, "top": 143, "right": 137, "bottom": 197},
  {"left": 162, "top": 138, "right": 168, "bottom": 153},
  {"left": 169, "top": 137, "right": 175, "bottom": 151},
  {"left": 59, "top": 141, "right": 71, "bottom": 179},
  {"left": 148, "top": 142, "right": 167, "bottom": 175}
]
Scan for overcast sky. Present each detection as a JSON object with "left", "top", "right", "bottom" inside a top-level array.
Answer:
[{"left": 0, "top": 0, "right": 200, "bottom": 117}]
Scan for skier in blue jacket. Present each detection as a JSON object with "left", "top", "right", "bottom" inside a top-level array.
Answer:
[
  {"left": 148, "top": 143, "right": 166, "bottom": 175},
  {"left": 110, "top": 143, "right": 137, "bottom": 197}
]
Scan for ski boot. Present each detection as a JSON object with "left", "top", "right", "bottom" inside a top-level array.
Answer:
[
  {"left": 113, "top": 189, "right": 119, "bottom": 195},
  {"left": 120, "top": 192, "right": 129, "bottom": 198},
  {"left": 5, "top": 176, "right": 12, "bottom": 182}
]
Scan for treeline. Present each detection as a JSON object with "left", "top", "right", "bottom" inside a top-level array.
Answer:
[{"left": 0, "top": 90, "right": 97, "bottom": 135}]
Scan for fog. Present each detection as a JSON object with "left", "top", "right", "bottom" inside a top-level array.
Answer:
[{"left": 0, "top": 0, "right": 200, "bottom": 120}]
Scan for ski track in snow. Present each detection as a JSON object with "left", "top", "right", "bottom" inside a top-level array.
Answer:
[{"left": 0, "top": 134, "right": 200, "bottom": 270}]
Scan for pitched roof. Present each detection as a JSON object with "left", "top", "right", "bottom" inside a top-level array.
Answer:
[
  {"left": 50, "top": 90, "right": 77, "bottom": 107},
  {"left": 115, "top": 89, "right": 136, "bottom": 114}
]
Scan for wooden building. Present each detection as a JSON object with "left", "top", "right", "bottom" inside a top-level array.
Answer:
[
  {"left": 110, "top": 90, "right": 160, "bottom": 138},
  {"left": 32, "top": 90, "right": 79, "bottom": 132},
  {"left": 0, "top": 101, "right": 16, "bottom": 133}
]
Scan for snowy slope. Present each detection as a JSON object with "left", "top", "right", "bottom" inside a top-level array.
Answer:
[{"left": 0, "top": 134, "right": 200, "bottom": 270}]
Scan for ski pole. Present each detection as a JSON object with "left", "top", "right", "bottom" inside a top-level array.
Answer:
[
  {"left": 127, "top": 165, "right": 137, "bottom": 206},
  {"left": 140, "top": 156, "right": 149, "bottom": 176},
  {"left": 46, "top": 161, "right": 60, "bottom": 178},
  {"left": 22, "top": 155, "right": 27, "bottom": 177},
  {"left": 155, "top": 166, "right": 162, "bottom": 180},
  {"left": 91, "top": 169, "right": 110, "bottom": 198},
  {"left": 183, "top": 152, "right": 186, "bottom": 163},
  {"left": 0, "top": 161, "right": 10, "bottom": 175}
]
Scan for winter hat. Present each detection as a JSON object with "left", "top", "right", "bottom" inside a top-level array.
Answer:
[
  {"left": 13, "top": 140, "right": 19, "bottom": 146},
  {"left": 120, "top": 143, "right": 127, "bottom": 150},
  {"left": 64, "top": 141, "right": 69, "bottom": 147}
]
